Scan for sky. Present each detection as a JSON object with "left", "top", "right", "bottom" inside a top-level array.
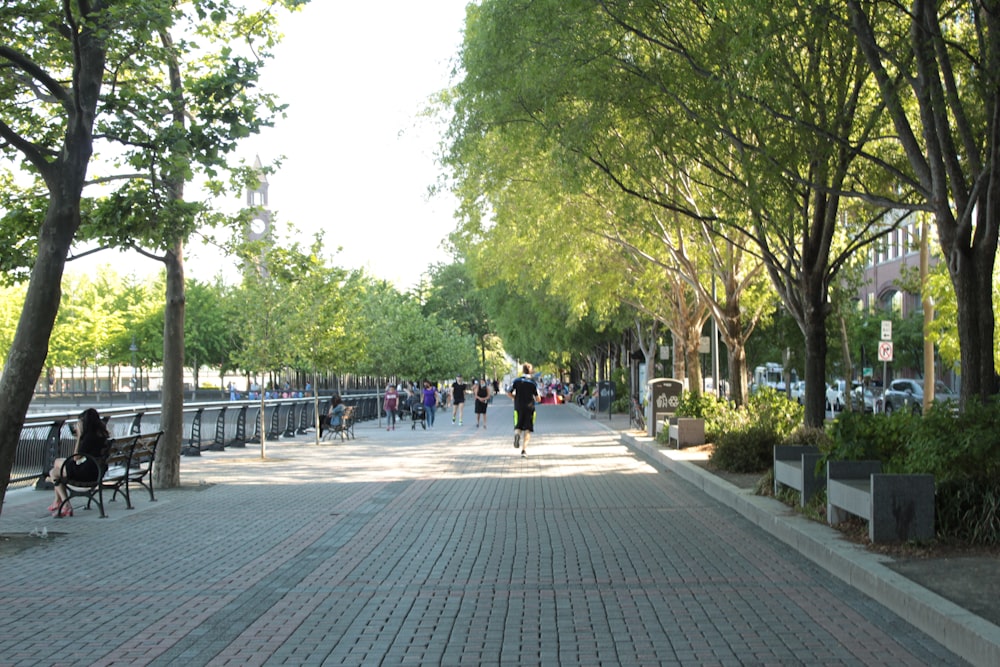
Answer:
[
  {"left": 79, "top": 1, "right": 471, "bottom": 290},
  {"left": 231, "top": 1, "right": 470, "bottom": 288}
]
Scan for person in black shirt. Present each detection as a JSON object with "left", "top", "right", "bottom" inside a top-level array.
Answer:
[
  {"left": 48, "top": 408, "right": 109, "bottom": 517},
  {"left": 451, "top": 375, "right": 467, "bottom": 426},
  {"left": 507, "top": 363, "right": 541, "bottom": 457},
  {"left": 473, "top": 378, "right": 492, "bottom": 428}
]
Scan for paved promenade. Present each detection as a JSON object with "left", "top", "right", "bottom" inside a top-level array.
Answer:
[{"left": 0, "top": 403, "right": 989, "bottom": 665}]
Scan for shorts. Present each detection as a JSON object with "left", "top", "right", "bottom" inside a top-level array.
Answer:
[
  {"left": 474, "top": 401, "right": 487, "bottom": 415},
  {"left": 513, "top": 406, "right": 536, "bottom": 432}
]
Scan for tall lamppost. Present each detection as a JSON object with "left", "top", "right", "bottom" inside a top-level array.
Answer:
[{"left": 130, "top": 335, "right": 138, "bottom": 401}]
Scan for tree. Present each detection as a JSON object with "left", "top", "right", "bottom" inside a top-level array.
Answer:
[
  {"left": 847, "top": 0, "right": 1000, "bottom": 405},
  {"left": 423, "top": 261, "right": 494, "bottom": 378},
  {"left": 81, "top": 1, "right": 304, "bottom": 487},
  {"left": 277, "top": 240, "right": 358, "bottom": 440},
  {"left": 184, "top": 278, "right": 235, "bottom": 398},
  {"left": 0, "top": 1, "right": 126, "bottom": 509},
  {"left": 446, "top": 0, "right": 910, "bottom": 425}
]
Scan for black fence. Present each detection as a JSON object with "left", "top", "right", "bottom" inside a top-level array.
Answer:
[{"left": 8, "top": 392, "right": 383, "bottom": 492}]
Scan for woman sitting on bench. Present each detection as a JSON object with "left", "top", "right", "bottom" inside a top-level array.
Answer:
[
  {"left": 48, "top": 408, "right": 109, "bottom": 517},
  {"left": 320, "top": 394, "right": 345, "bottom": 436}
]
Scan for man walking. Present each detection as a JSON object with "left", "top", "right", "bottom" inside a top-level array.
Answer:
[
  {"left": 507, "top": 363, "right": 541, "bottom": 457},
  {"left": 451, "top": 374, "right": 467, "bottom": 425}
]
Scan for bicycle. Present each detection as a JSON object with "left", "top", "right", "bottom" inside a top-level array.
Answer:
[{"left": 629, "top": 394, "right": 646, "bottom": 432}]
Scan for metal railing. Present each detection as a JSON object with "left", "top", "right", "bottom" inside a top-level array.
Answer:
[{"left": 8, "top": 392, "right": 383, "bottom": 492}]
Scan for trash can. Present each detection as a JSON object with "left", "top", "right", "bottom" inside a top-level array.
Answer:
[
  {"left": 646, "top": 378, "right": 684, "bottom": 437},
  {"left": 597, "top": 380, "right": 615, "bottom": 416}
]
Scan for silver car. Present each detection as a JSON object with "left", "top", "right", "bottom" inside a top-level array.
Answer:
[
  {"left": 883, "top": 379, "right": 956, "bottom": 415},
  {"left": 851, "top": 385, "right": 882, "bottom": 413}
]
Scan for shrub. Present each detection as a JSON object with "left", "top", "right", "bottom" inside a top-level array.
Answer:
[
  {"left": 781, "top": 425, "right": 832, "bottom": 448},
  {"left": 935, "top": 478, "right": 1000, "bottom": 545},
  {"left": 612, "top": 367, "right": 628, "bottom": 407},
  {"left": 904, "top": 400, "right": 1000, "bottom": 545},
  {"left": 711, "top": 423, "right": 777, "bottom": 472},
  {"left": 677, "top": 391, "right": 730, "bottom": 442},
  {"left": 747, "top": 388, "right": 804, "bottom": 443},
  {"left": 825, "top": 410, "right": 916, "bottom": 470},
  {"left": 709, "top": 388, "right": 803, "bottom": 473},
  {"left": 904, "top": 400, "right": 1000, "bottom": 483}
]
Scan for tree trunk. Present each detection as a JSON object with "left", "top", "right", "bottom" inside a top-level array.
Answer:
[
  {"left": 725, "top": 339, "right": 748, "bottom": 406},
  {"left": 0, "top": 14, "right": 107, "bottom": 510},
  {"left": 155, "top": 243, "right": 186, "bottom": 489},
  {"left": 802, "top": 305, "right": 829, "bottom": 428},
  {"left": 949, "top": 238, "right": 998, "bottom": 404},
  {"left": 684, "top": 319, "right": 703, "bottom": 394},
  {"left": 0, "top": 198, "right": 81, "bottom": 511}
]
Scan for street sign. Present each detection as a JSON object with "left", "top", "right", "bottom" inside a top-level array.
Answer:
[
  {"left": 878, "top": 341, "right": 893, "bottom": 362},
  {"left": 881, "top": 320, "right": 892, "bottom": 341}
]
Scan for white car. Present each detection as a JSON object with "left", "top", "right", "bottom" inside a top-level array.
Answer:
[
  {"left": 790, "top": 381, "right": 806, "bottom": 405},
  {"left": 826, "top": 380, "right": 848, "bottom": 411}
]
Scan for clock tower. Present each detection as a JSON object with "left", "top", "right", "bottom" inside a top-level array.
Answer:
[{"left": 246, "top": 155, "right": 271, "bottom": 242}]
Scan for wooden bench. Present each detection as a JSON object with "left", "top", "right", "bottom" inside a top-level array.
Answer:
[
  {"left": 667, "top": 418, "right": 704, "bottom": 448},
  {"left": 826, "top": 460, "right": 935, "bottom": 543},
  {"left": 773, "top": 445, "right": 824, "bottom": 507},
  {"left": 102, "top": 431, "right": 162, "bottom": 509},
  {"left": 322, "top": 405, "right": 355, "bottom": 441}
]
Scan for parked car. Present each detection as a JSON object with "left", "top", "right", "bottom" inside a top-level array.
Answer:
[
  {"left": 851, "top": 385, "right": 882, "bottom": 413},
  {"left": 790, "top": 381, "right": 806, "bottom": 405},
  {"left": 883, "top": 379, "right": 957, "bottom": 415},
  {"left": 826, "top": 380, "right": 849, "bottom": 411}
]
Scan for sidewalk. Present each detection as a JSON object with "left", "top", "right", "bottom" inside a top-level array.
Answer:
[
  {"left": 599, "top": 411, "right": 1000, "bottom": 667},
  {"left": 0, "top": 404, "right": 996, "bottom": 666}
]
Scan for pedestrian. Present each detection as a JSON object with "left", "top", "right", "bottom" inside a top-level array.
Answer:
[
  {"left": 321, "top": 394, "right": 345, "bottom": 437},
  {"left": 451, "top": 374, "right": 467, "bottom": 425},
  {"left": 384, "top": 382, "right": 398, "bottom": 431},
  {"left": 507, "top": 363, "right": 542, "bottom": 457},
  {"left": 47, "top": 407, "right": 110, "bottom": 517},
  {"left": 473, "top": 378, "right": 491, "bottom": 428},
  {"left": 422, "top": 380, "right": 438, "bottom": 428}
]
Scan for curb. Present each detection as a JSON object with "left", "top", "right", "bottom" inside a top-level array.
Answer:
[{"left": 620, "top": 431, "right": 1000, "bottom": 667}]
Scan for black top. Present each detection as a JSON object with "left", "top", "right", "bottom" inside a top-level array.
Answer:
[
  {"left": 511, "top": 376, "right": 539, "bottom": 410},
  {"left": 78, "top": 431, "right": 108, "bottom": 459}
]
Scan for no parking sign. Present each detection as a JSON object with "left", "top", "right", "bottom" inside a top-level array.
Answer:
[{"left": 878, "top": 341, "right": 893, "bottom": 362}]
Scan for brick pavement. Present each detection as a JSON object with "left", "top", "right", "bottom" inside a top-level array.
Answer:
[{"left": 0, "top": 403, "right": 974, "bottom": 665}]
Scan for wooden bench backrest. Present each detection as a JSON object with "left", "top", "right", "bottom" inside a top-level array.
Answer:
[
  {"left": 131, "top": 432, "right": 162, "bottom": 468},
  {"left": 102, "top": 435, "right": 141, "bottom": 479}
]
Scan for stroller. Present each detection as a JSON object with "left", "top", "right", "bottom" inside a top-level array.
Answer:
[{"left": 409, "top": 402, "right": 427, "bottom": 430}]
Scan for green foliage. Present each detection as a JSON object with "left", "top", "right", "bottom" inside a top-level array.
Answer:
[
  {"left": 934, "top": 478, "right": 1000, "bottom": 546},
  {"left": 781, "top": 425, "right": 833, "bottom": 448},
  {"left": 708, "top": 388, "right": 803, "bottom": 473},
  {"left": 825, "top": 410, "right": 917, "bottom": 470},
  {"left": 711, "top": 425, "right": 780, "bottom": 473},
  {"left": 904, "top": 401, "right": 1000, "bottom": 483},
  {"left": 676, "top": 390, "right": 729, "bottom": 441},
  {"left": 818, "top": 402, "right": 1000, "bottom": 545}
]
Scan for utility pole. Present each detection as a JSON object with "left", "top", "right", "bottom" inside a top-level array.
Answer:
[{"left": 920, "top": 215, "right": 935, "bottom": 412}]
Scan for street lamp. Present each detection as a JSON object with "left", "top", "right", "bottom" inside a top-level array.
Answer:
[{"left": 130, "top": 335, "right": 138, "bottom": 401}]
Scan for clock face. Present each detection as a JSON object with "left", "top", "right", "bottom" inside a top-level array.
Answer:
[{"left": 250, "top": 217, "right": 267, "bottom": 236}]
